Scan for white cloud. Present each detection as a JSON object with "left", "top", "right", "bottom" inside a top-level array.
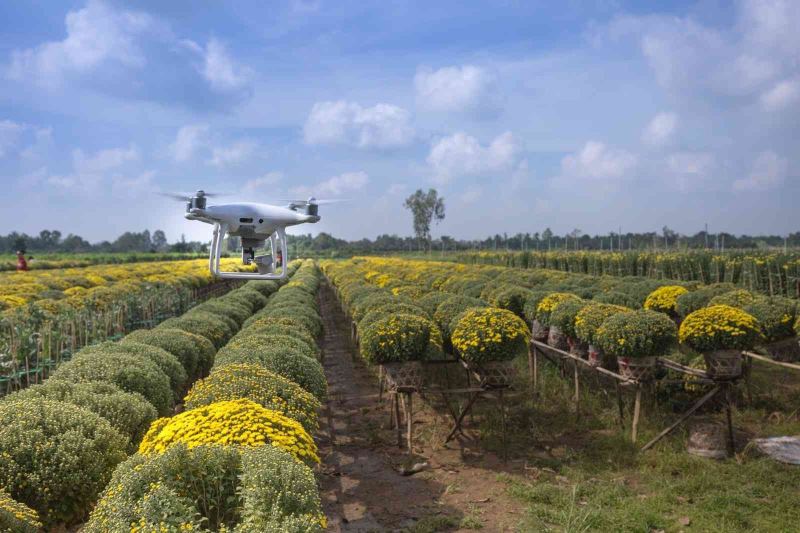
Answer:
[
  {"left": 111, "top": 170, "right": 156, "bottom": 197},
  {"left": 303, "top": 101, "right": 414, "bottom": 149},
  {"left": 183, "top": 38, "right": 250, "bottom": 92},
  {"left": 414, "top": 65, "right": 499, "bottom": 114},
  {"left": 667, "top": 151, "right": 715, "bottom": 191},
  {"left": 427, "top": 131, "right": 519, "bottom": 184},
  {"left": 733, "top": 150, "right": 788, "bottom": 191},
  {"left": 290, "top": 171, "right": 369, "bottom": 198},
  {"left": 45, "top": 144, "right": 140, "bottom": 191},
  {"left": 244, "top": 172, "right": 284, "bottom": 192},
  {"left": 387, "top": 183, "right": 407, "bottom": 195},
  {"left": 170, "top": 124, "right": 209, "bottom": 162},
  {"left": 0, "top": 120, "right": 24, "bottom": 157},
  {"left": 7, "top": 0, "right": 152, "bottom": 85},
  {"left": 459, "top": 185, "right": 483, "bottom": 204},
  {"left": 642, "top": 112, "right": 678, "bottom": 146},
  {"left": 760, "top": 79, "right": 800, "bottom": 111},
  {"left": 208, "top": 140, "right": 257, "bottom": 167},
  {"left": 560, "top": 141, "right": 637, "bottom": 181}
]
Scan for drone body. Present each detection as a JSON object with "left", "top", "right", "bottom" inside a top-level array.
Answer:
[{"left": 179, "top": 190, "right": 322, "bottom": 280}]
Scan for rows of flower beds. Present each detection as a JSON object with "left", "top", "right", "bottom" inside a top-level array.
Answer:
[
  {"left": 0, "top": 252, "right": 206, "bottom": 272},
  {"left": 0, "top": 259, "right": 330, "bottom": 531},
  {"left": 322, "top": 257, "right": 799, "bottom": 385}
]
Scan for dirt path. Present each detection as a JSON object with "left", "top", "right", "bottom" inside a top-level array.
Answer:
[{"left": 317, "top": 283, "right": 526, "bottom": 532}]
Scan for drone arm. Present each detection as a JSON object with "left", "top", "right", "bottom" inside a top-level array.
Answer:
[{"left": 208, "top": 223, "right": 288, "bottom": 281}]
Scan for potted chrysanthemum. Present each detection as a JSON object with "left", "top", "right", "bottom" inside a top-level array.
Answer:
[
  {"left": 536, "top": 293, "right": 581, "bottom": 351},
  {"left": 644, "top": 285, "right": 689, "bottom": 321},
  {"left": 678, "top": 305, "right": 761, "bottom": 379},
  {"left": 574, "top": 303, "right": 632, "bottom": 367},
  {"left": 744, "top": 297, "right": 798, "bottom": 362},
  {"left": 451, "top": 307, "right": 530, "bottom": 387},
  {"left": 596, "top": 309, "right": 677, "bottom": 381},
  {"left": 359, "top": 313, "right": 433, "bottom": 389},
  {"left": 550, "top": 298, "right": 590, "bottom": 357}
]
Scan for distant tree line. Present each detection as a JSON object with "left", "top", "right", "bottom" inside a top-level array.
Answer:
[{"left": 0, "top": 229, "right": 208, "bottom": 254}]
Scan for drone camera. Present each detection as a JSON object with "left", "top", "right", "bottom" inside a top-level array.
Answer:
[{"left": 306, "top": 203, "right": 319, "bottom": 217}]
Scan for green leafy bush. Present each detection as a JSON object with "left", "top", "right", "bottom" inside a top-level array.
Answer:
[
  {"left": 489, "top": 285, "right": 534, "bottom": 319},
  {"left": 223, "top": 287, "right": 269, "bottom": 312},
  {"left": 523, "top": 290, "right": 552, "bottom": 322},
  {"left": 185, "top": 363, "right": 321, "bottom": 433},
  {"left": 352, "top": 292, "right": 410, "bottom": 322},
  {"left": 234, "top": 323, "right": 317, "bottom": 353},
  {"left": 186, "top": 307, "right": 240, "bottom": 335},
  {"left": 240, "top": 315, "right": 317, "bottom": 339},
  {"left": 0, "top": 487, "right": 42, "bottom": 532},
  {"left": 592, "top": 291, "right": 639, "bottom": 309},
  {"left": 248, "top": 307, "right": 323, "bottom": 337},
  {"left": 549, "top": 298, "right": 590, "bottom": 339},
  {"left": 159, "top": 311, "right": 236, "bottom": 348},
  {"left": 52, "top": 350, "right": 173, "bottom": 415},
  {"left": 574, "top": 303, "right": 632, "bottom": 346},
  {"left": 85, "top": 444, "right": 324, "bottom": 532},
  {"left": 0, "top": 399, "right": 127, "bottom": 527},
  {"left": 675, "top": 283, "right": 736, "bottom": 318},
  {"left": 418, "top": 291, "right": 453, "bottom": 317},
  {"left": 744, "top": 297, "right": 798, "bottom": 343},
  {"left": 80, "top": 341, "right": 187, "bottom": 399},
  {"left": 709, "top": 289, "right": 758, "bottom": 309},
  {"left": 227, "top": 333, "right": 319, "bottom": 360},
  {"left": 123, "top": 327, "right": 216, "bottom": 380},
  {"left": 596, "top": 309, "right": 677, "bottom": 359},
  {"left": 358, "top": 302, "right": 428, "bottom": 332},
  {"left": 679, "top": 305, "right": 762, "bottom": 352},
  {"left": 433, "top": 295, "right": 487, "bottom": 338},
  {"left": 190, "top": 299, "right": 251, "bottom": 326},
  {"left": 536, "top": 292, "right": 581, "bottom": 327},
  {"left": 359, "top": 314, "right": 431, "bottom": 364},
  {"left": 214, "top": 346, "right": 327, "bottom": 401},
  {"left": 246, "top": 280, "right": 280, "bottom": 297},
  {"left": 452, "top": 307, "right": 530, "bottom": 363},
  {"left": 3, "top": 381, "right": 156, "bottom": 449}
]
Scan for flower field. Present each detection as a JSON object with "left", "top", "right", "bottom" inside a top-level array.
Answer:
[
  {"left": 0, "top": 252, "right": 206, "bottom": 272},
  {"left": 0, "top": 259, "right": 330, "bottom": 530}
]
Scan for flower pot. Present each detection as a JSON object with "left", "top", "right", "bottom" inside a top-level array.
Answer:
[
  {"left": 617, "top": 356, "right": 657, "bottom": 381},
  {"left": 568, "top": 338, "right": 588, "bottom": 359},
  {"left": 547, "top": 325, "right": 569, "bottom": 351},
  {"left": 531, "top": 319, "right": 549, "bottom": 342},
  {"left": 703, "top": 350, "right": 742, "bottom": 380},
  {"left": 687, "top": 421, "right": 730, "bottom": 459},
  {"left": 466, "top": 359, "right": 517, "bottom": 388},
  {"left": 381, "top": 361, "right": 424, "bottom": 390},
  {"left": 587, "top": 344, "right": 602, "bottom": 367},
  {"left": 765, "top": 337, "right": 800, "bottom": 362}
]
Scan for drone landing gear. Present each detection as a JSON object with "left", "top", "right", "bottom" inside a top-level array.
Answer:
[{"left": 209, "top": 224, "right": 288, "bottom": 280}]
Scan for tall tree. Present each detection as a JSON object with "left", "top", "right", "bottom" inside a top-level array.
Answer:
[
  {"left": 152, "top": 230, "right": 168, "bottom": 252},
  {"left": 403, "top": 188, "right": 445, "bottom": 251}
]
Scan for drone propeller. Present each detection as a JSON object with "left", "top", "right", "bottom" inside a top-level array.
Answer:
[
  {"left": 158, "top": 191, "right": 230, "bottom": 202},
  {"left": 280, "top": 198, "right": 348, "bottom": 206}
]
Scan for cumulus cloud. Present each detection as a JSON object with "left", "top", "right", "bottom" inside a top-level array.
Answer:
[
  {"left": 414, "top": 65, "right": 500, "bottom": 114},
  {"left": 170, "top": 124, "right": 209, "bottom": 162},
  {"left": 427, "top": 131, "right": 519, "bottom": 184},
  {"left": 459, "top": 185, "right": 483, "bottom": 204},
  {"left": 666, "top": 151, "right": 716, "bottom": 191},
  {"left": 733, "top": 150, "right": 788, "bottom": 191},
  {"left": 46, "top": 144, "right": 140, "bottom": 191},
  {"left": 244, "top": 172, "right": 284, "bottom": 192},
  {"left": 642, "top": 112, "right": 678, "bottom": 146},
  {"left": 0, "top": 120, "right": 24, "bottom": 157},
  {"left": 760, "top": 78, "right": 800, "bottom": 111},
  {"left": 7, "top": 0, "right": 153, "bottom": 85},
  {"left": 303, "top": 101, "right": 414, "bottom": 149},
  {"left": 182, "top": 38, "right": 250, "bottom": 92},
  {"left": 290, "top": 171, "right": 369, "bottom": 197},
  {"left": 111, "top": 170, "right": 156, "bottom": 198},
  {"left": 208, "top": 140, "right": 257, "bottom": 167},
  {"left": 560, "top": 141, "right": 637, "bottom": 181}
]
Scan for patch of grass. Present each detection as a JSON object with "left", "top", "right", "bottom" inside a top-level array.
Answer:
[{"left": 403, "top": 514, "right": 460, "bottom": 533}]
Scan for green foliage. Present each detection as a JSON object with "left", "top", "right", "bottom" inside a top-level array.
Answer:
[
  {"left": 596, "top": 309, "right": 677, "bottom": 359},
  {"left": 87, "top": 444, "right": 324, "bottom": 532},
  {"left": 679, "top": 305, "right": 762, "bottom": 352},
  {"left": 234, "top": 323, "right": 318, "bottom": 354},
  {"left": 744, "top": 297, "right": 798, "bottom": 343},
  {"left": 574, "top": 303, "right": 632, "bottom": 346},
  {"left": 416, "top": 291, "right": 453, "bottom": 317},
  {"left": 227, "top": 332, "right": 319, "bottom": 361},
  {"left": 358, "top": 302, "right": 428, "bottom": 332},
  {"left": 491, "top": 285, "right": 535, "bottom": 319},
  {"left": 709, "top": 289, "right": 758, "bottom": 309},
  {"left": 3, "top": 381, "right": 156, "bottom": 450},
  {"left": 214, "top": 346, "right": 327, "bottom": 401},
  {"left": 246, "top": 280, "right": 280, "bottom": 297},
  {"left": 52, "top": 350, "right": 173, "bottom": 415},
  {"left": 360, "top": 313, "right": 431, "bottom": 364},
  {"left": 248, "top": 307, "right": 323, "bottom": 337},
  {"left": 159, "top": 310, "right": 236, "bottom": 348},
  {"left": 452, "top": 307, "right": 530, "bottom": 364},
  {"left": 123, "top": 327, "right": 216, "bottom": 380},
  {"left": 191, "top": 299, "right": 251, "bottom": 326},
  {"left": 536, "top": 292, "right": 581, "bottom": 327},
  {"left": 592, "top": 291, "right": 640, "bottom": 309},
  {"left": 523, "top": 290, "right": 553, "bottom": 322},
  {"left": 549, "top": 298, "right": 590, "bottom": 339},
  {"left": 433, "top": 295, "right": 488, "bottom": 338},
  {"left": 0, "top": 399, "right": 127, "bottom": 527},
  {"left": 674, "top": 283, "right": 736, "bottom": 318},
  {"left": 0, "top": 487, "right": 41, "bottom": 532}
]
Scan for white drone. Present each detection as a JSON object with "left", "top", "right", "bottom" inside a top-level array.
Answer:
[{"left": 166, "top": 190, "right": 332, "bottom": 280}]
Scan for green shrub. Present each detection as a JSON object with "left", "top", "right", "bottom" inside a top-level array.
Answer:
[
  {"left": 159, "top": 311, "right": 236, "bottom": 349},
  {"left": 3, "top": 381, "right": 156, "bottom": 449},
  {"left": 643, "top": 285, "right": 689, "bottom": 315},
  {"left": 52, "top": 351, "right": 173, "bottom": 415},
  {"left": 234, "top": 323, "right": 318, "bottom": 353},
  {"left": 191, "top": 299, "right": 251, "bottom": 326},
  {"left": 358, "top": 302, "right": 428, "bottom": 331},
  {"left": 0, "top": 488, "right": 42, "bottom": 532},
  {"left": 123, "top": 327, "right": 216, "bottom": 380},
  {"left": 523, "top": 290, "right": 552, "bottom": 322},
  {"left": 248, "top": 307, "right": 323, "bottom": 337},
  {"left": 574, "top": 303, "right": 632, "bottom": 346},
  {"left": 247, "top": 280, "right": 280, "bottom": 297},
  {"left": 214, "top": 346, "right": 327, "bottom": 401},
  {"left": 185, "top": 363, "right": 321, "bottom": 433},
  {"left": 452, "top": 307, "right": 530, "bottom": 363},
  {"left": 80, "top": 341, "right": 187, "bottom": 399},
  {"left": 596, "top": 309, "right": 677, "bottom": 359},
  {"left": 536, "top": 292, "right": 581, "bottom": 327},
  {"left": 223, "top": 287, "right": 270, "bottom": 312},
  {"left": 593, "top": 291, "right": 640, "bottom": 309},
  {"left": 186, "top": 307, "right": 240, "bottom": 335},
  {"left": 0, "top": 399, "right": 128, "bottom": 527},
  {"left": 85, "top": 444, "right": 324, "bottom": 532},
  {"left": 418, "top": 291, "right": 453, "bottom": 316},
  {"left": 269, "top": 287, "right": 317, "bottom": 306},
  {"left": 352, "top": 292, "right": 404, "bottom": 322},
  {"left": 227, "top": 333, "right": 319, "bottom": 360},
  {"left": 679, "top": 305, "right": 762, "bottom": 352},
  {"left": 675, "top": 283, "right": 736, "bottom": 318},
  {"left": 433, "top": 295, "right": 487, "bottom": 338},
  {"left": 241, "top": 315, "right": 317, "bottom": 339},
  {"left": 489, "top": 285, "right": 534, "bottom": 319},
  {"left": 549, "top": 298, "right": 590, "bottom": 339},
  {"left": 359, "top": 314, "right": 431, "bottom": 364},
  {"left": 744, "top": 297, "right": 798, "bottom": 343},
  {"left": 709, "top": 289, "right": 757, "bottom": 309}
]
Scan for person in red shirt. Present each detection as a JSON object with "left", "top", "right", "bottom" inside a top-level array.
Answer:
[{"left": 16, "top": 251, "right": 28, "bottom": 271}]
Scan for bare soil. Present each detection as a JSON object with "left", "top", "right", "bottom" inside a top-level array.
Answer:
[{"left": 316, "top": 283, "right": 528, "bottom": 532}]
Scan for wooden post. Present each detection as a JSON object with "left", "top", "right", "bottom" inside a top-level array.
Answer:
[
  {"left": 499, "top": 388, "right": 508, "bottom": 462},
  {"left": 640, "top": 386, "right": 720, "bottom": 452},
  {"left": 528, "top": 345, "right": 536, "bottom": 394},
  {"left": 615, "top": 381, "right": 625, "bottom": 429},
  {"left": 724, "top": 383, "right": 735, "bottom": 456},
  {"left": 395, "top": 393, "right": 403, "bottom": 448},
  {"left": 406, "top": 392, "right": 414, "bottom": 455},
  {"left": 573, "top": 360, "right": 580, "bottom": 417},
  {"left": 631, "top": 385, "right": 642, "bottom": 443}
]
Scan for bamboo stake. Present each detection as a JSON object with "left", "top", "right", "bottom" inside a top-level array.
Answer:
[{"left": 631, "top": 385, "right": 642, "bottom": 443}]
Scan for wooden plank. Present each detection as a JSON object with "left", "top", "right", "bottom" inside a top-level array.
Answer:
[
  {"left": 640, "top": 386, "right": 720, "bottom": 451},
  {"left": 743, "top": 351, "right": 800, "bottom": 371}
]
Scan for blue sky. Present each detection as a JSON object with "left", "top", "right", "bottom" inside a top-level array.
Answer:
[{"left": 0, "top": 0, "right": 797, "bottom": 243}]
